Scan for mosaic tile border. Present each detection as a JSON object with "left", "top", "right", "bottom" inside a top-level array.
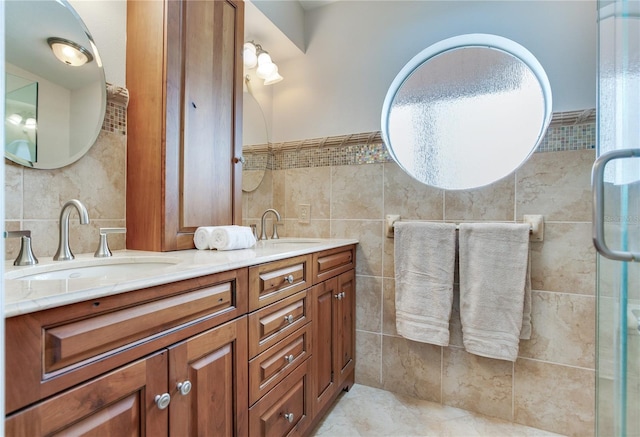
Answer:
[
  {"left": 101, "top": 83, "right": 128, "bottom": 135},
  {"left": 242, "top": 109, "right": 596, "bottom": 171}
]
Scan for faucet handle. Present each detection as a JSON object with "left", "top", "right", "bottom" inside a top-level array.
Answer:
[
  {"left": 4, "top": 230, "right": 38, "bottom": 266},
  {"left": 94, "top": 227, "right": 126, "bottom": 258}
]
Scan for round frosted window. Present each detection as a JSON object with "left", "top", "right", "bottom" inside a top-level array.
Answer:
[{"left": 381, "top": 34, "right": 552, "bottom": 190}]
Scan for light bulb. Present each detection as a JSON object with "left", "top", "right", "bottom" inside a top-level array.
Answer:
[
  {"left": 243, "top": 42, "right": 257, "bottom": 68},
  {"left": 25, "top": 118, "right": 37, "bottom": 129},
  {"left": 7, "top": 114, "right": 22, "bottom": 125},
  {"left": 47, "top": 37, "right": 93, "bottom": 67},
  {"left": 263, "top": 66, "right": 283, "bottom": 85},
  {"left": 256, "top": 52, "right": 276, "bottom": 79}
]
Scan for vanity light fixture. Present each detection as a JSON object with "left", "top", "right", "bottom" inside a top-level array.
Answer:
[
  {"left": 47, "top": 37, "right": 94, "bottom": 67},
  {"left": 7, "top": 114, "right": 22, "bottom": 126},
  {"left": 243, "top": 41, "right": 283, "bottom": 85}
]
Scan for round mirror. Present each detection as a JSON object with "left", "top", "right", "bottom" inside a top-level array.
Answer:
[
  {"left": 5, "top": 0, "right": 106, "bottom": 169},
  {"left": 381, "top": 34, "right": 552, "bottom": 190},
  {"left": 242, "top": 78, "right": 269, "bottom": 192}
]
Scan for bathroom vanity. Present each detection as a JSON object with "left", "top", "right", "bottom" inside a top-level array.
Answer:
[{"left": 4, "top": 239, "right": 356, "bottom": 436}]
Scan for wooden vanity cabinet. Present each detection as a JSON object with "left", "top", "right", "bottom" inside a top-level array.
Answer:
[
  {"left": 5, "top": 269, "right": 249, "bottom": 436},
  {"left": 247, "top": 245, "right": 356, "bottom": 437},
  {"left": 126, "top": 0, "right": 244, "bottom": 251},
  {"left": 7, "top": 318, "right": 248, "bottom": 437},
  {"left": 5, "top": 244, "right": 356, "bottom": 437}
]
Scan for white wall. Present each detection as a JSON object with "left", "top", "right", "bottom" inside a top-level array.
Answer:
[
  {"left": 68, "top": 0, "right": 127, "bottom": 87},
  {"left": 272, "top": 0, "right": 597, "bottom": 142}
]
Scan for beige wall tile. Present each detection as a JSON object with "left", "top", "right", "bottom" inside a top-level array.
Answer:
[
  {"left": 356, "top": 275, "right": 382, "bottom": 333},
  {"left": 381, "top": 335, "right": 442, "bottom": 402},
  {"left": 331, "top": 219, "right": 383, "bottom": 277},
  {"left": 285, "top": 167, "right": 331, "bottom": 220},
  {"left": 22, "top": 131, "right": 125, "bottom": 221},
  {"left": 281, "top": 219, "right": 330, "bottom": 238},
  {"left": 272, "top": 169, "right": 286, "bottom": 217},
  {"left": 442, "top": 347, "right": 514, "bottom": 421},
  {"left": 518, "top": 291, "right": 595, "bottom": 368},
  {"left": 383, "top": 162, "right": 444, "bottom": 220},
  {"left": 530, "top": 222, "right": 596, "bottom": 295},
  {"left": 382, "top": 277, "right": 397, "bottom": 336},
  {"left": 516, "top": 149, "right": 595, "bottom": 222},
  {"left": 355, "top": 330, "right": 382, "bottom": 388},
  {"left": 514, "top": 359, "right": 595, "bottom": 437},
  {"left": 331, "top": 164, "right": 383, "bottom": 219},
  {"left": 5, "top": 162, "right": 22, "bottom": 220},
  {"left": 444, "top": 175, "right": 516, "bottom": 221},
  {"left": 243, "top": 169, "right": 274, "bottom": 220}
]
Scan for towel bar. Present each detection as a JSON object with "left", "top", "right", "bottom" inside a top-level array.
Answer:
[{"left": 385, "top": 214, "right": 544, "bottom": 241}]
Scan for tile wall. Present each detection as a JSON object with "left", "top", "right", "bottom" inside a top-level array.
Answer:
[
  {"left": 243, "top": 115, "right": 597, "bottom": 437},
  {"left": 5, "top": 92, "right": 127, "bottom": 260}
]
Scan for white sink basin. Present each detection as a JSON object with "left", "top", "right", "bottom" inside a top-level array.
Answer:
[{"left": 6, "top": 256, "right": 183, "bottom": 281}]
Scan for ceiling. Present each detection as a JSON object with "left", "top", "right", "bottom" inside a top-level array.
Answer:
[{"left": 244, "top": 0, "right": 339, "bottom": 64}]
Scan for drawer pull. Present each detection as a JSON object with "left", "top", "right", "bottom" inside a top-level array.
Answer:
[
  {"left": 155, "top": 393, "right": 171, "bottom": 410},
  {"left": 284, "top": 314, "right": 294, "bottom": 324},
  {"left": 284, "top": 354, "right": 295, "bottom": 364},
  {"left": 283, "top": 413, "right": 294, "bottom": 423},
  {"left": 284, "top": 274, "right": 294, "bottom": 284},
  {"left": 177, "top": 380, "right": 192, "bottom": 396}
]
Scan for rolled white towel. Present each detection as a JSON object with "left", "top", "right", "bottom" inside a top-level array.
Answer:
[
  {"left": 194, "top": 227, "right": 215, "bottom": 250},
  {"left": 210, "top": 226, "right": 256, "bottom": 250}
]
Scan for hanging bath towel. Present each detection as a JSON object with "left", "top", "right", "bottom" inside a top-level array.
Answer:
[
  {"left": 458, "top": 223, "right": 531, "bottom": 362},
  {"left": 394, "top": 221, "right": 457, "bottom": 346}
]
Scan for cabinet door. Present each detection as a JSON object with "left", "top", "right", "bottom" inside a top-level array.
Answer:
[
  {"left": 168, "top": 317, "right": 249, "bottom": 437},
  {"left": 336, "top": 270, "right": 356, "bottom": 384},
  {"left": 165, "top": 0, "right": 244, "bottom": 249},
  {"left": 310, "top": 279, "right": 338, "bottom": 416},
  {"left": 126, "top": 0, "right": 244, "bottom": 251},
  {"left": 5, "top": 352, "right": 168, "bottom": 437}
]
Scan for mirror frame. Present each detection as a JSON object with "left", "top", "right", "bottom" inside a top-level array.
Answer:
[
  {"left": 381, "top": 34, "right": 553, "bottom": 190},
  {"left": 4, "top": 0, "right": 106, "bottom": 169}
]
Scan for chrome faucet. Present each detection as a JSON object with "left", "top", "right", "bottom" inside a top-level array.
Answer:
[
  {"left": 260, "top": 208, "right": 281, "bottom": 240},
  {"left": 54, "top": 199, "right": 90, "bottom": 261}
]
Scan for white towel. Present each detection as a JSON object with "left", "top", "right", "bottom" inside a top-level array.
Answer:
[
  {"left": 194, "top": 226, "right": 256, "bottom": 251},
  {"left": 194, "top": 227, "right": 215, "bottom": 250},
  {"left": 394, "top": 222, "right": 457, "bottom": 346},
  {"left": 458, "top": 223, "right": 531, "bottom": 362}
]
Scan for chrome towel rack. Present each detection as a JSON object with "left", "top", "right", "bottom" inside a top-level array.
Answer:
[{"left": 385, "top": 214, "right": 544, "bottom": 242}]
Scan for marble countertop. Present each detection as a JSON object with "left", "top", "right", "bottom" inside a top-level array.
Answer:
[{"left": 4, "top": 238, "right": 358, "bottom": 318}]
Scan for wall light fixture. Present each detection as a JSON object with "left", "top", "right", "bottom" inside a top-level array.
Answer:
[
  {"left": 243, "top": 41, "right": 283, "bottom": 85},
  {"left": 47, "top": 37, "right": 94, "bottom": 67}
]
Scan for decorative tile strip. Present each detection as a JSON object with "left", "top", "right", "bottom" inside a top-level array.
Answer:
[
  {"left": 102, "top": 83, "right": 128, "bottom": 135},
  {"left": 248, "top": 109, "right": 598, "bottom": 170}
]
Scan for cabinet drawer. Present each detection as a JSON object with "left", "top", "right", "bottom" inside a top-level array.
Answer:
[
  {"left": 249, "top": 254, "right": 312, "bottom": 311},
  {"left": 312, "top": 245, "right": 355, "bottom": 284},
  {"left": 249, "top": 323, "right": 311, "bottom": 405},
  {"left": 6, "top": 268, "right": 248, "bottom": 414},
  {"left": 248, "top": 290, "right": 310, "bottom": 358},
  {"left": 249, "top": 359, "right": 311, "bottom": 437}
]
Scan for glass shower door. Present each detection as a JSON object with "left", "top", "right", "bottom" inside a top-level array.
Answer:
[{"left": 595, "top": 1, "right": 640, "bottom": 436}]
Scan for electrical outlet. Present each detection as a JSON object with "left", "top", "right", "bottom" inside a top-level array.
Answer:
[{"left": 298, "top": 204, "right": 311, "bottom": 224}]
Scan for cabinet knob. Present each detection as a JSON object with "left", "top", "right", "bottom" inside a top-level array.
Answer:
[
  {"left": 283, "top": 413, "right": 294, "bottom": 423},
  {"left": 154, "top": 393, "right": 171, "bottom": 410},
  {"left": 233, "top": 156, "right": 246, "bottom": 164},
  {"left": 284, "top": 314, "right": 294, "bottom": 324},
  {"left": 334, "top": 293, "right": 342, "bottom": 300},
  {"left": 284, "top": 274, "right": 294, "bottom": 284},
  {"left": 284, "top": 354, "right": 295, "bottom": 364},
  {"left": 340, "top": 292, "right": 346, "bottom": 299},
  {"left": 177, "top": 380, "right": 192, "bottom": 396}
]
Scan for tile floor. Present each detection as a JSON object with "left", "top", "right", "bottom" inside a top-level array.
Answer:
[{"left": 310, "top": 384, "right": 567, "bottom": 437}]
